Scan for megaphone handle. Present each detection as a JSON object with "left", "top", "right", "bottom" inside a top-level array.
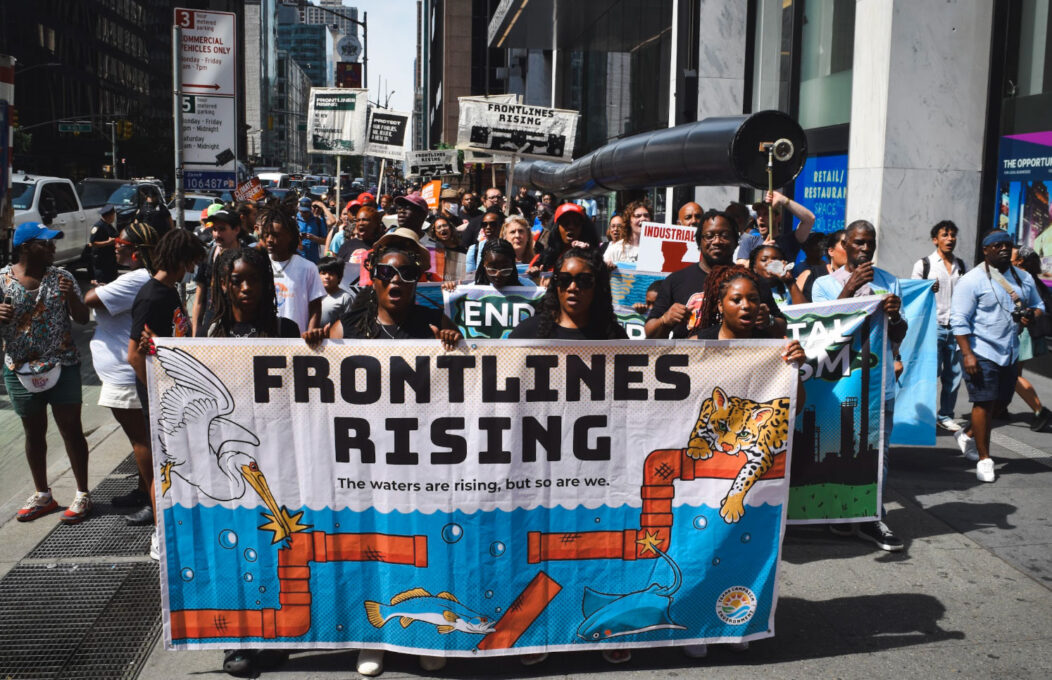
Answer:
[{"left": 767, "top": 148, "right": 777, "bottom": 238}]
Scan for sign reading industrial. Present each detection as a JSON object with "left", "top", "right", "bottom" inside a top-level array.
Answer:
[
  {"left": 307, "top": 88, "right": 368, "bottom": 155},
  {"left": 405, "top": 149, "right": 460, "bottom": 178},
  {"left": 174, "top": 8, "right": 236, "bottom": 97},
  {"left": 363, "top": 108, "right": 410, "bottom": 160},
  {"left": 456, "top": 97, "right": 578, "bottom": 162}
]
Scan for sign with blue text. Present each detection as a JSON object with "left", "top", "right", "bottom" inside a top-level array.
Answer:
[
  {"left": 150, "top": 338, "right": 797, "bottom": 654},
  {"left": 794, "top": 154, "right": 847, "bottom": 235}
]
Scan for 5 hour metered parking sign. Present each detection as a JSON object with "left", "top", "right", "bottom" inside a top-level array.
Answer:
[
  {"left": 456, "top": 98, "right": 578, "bottom": 162},
  {"left": 308, "top": 88, "right": 368, "bottom": 155},
  {"left": 175, "top": 8, "right": 236, "bottom": 97}
]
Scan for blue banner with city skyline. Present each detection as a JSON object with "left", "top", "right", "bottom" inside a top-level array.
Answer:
[{"left": 783, "top": 297, "right": 886, "bottom": 524}]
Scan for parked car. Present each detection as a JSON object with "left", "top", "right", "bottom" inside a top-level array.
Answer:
[
  {"left": 168, "top": 194, "right": 223, "bottom": 237},
  {"left": 10, "top": 173, "right": 94, "bottom": 267},
  {"left": 76, "top": 178, "right": 166, "bottom": 230}
]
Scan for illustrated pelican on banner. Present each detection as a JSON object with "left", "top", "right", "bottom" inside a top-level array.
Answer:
[{"left": 153, "top": 346, "right": 308, "bottom": 543}]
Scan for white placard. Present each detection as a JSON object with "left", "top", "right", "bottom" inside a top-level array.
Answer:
[
  {"left": 307, "top": 88, "right": 368, "bottom": 155},
  {"left": 364, "top": 108, "right": 411, "bottom": 160},
  {"left": 180, "top": 95, "right": 236, "bottom": 169},
  {"left": 405, "top": 149, "right": 460, "bottom": 178},
  {"left": 636, "top": 221, "right": 701, "bottom": 273},
  {"left": 456, "top": 97, "right": 578, "bottom": 162},
  {"left": 175, "top": 8, "right": 236, "bottom": 97}
]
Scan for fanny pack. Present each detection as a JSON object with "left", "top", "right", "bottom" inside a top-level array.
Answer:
[{"left": 13, "top": 364, "right": 62, "bottom": 393}]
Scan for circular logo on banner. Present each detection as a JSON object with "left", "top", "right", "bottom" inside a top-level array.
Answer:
[{"left": 716, "top": 586, "right": 757, "bottom": 625}]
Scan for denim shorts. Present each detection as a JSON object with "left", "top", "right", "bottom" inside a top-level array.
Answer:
[
  {"left": 962, "top": 356, "right": 1016, "bottom": 404},
  {"left": 3, "top": 364, "right": 83, "bottom": 418}
]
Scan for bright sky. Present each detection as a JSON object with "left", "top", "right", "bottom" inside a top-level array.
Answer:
[{"left": 326, "top": 0, "right": 416, "bottom": 113}]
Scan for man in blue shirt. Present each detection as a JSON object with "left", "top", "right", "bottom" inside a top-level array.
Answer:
[
  {"left": 812, "top": 219, "right": 908, "bottom": 553},
  {"left": 296, "top": 196, "right": 326, "bottom": 263},
  {"left": 950, "top": 230, "right": 1045, "bottom": 483}
]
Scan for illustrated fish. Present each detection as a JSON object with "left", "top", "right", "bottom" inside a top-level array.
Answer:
[
  {"left": 576, "top": 547, "right": 686, "bottom": 640},
  {"left": 364, "top": 588, "right": 496, "bottom": 635}
]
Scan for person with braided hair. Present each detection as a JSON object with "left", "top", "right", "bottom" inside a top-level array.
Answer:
[
  {"left": 84, "top": 220, "right": 158, "bottom": 523},
  {"left": 509, "top": 248, "right": 627, "bottom": 340},
  {"left": 199, "top": 248, "right": 301, "bottom": 339},
  {"left": 259, "top": 205, "right": 325, "bottom": 332}
]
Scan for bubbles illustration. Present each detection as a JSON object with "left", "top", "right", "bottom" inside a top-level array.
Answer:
[
  {"left": 244, "top": 548, "right": 258, "bottom": 562},
  {"left": 243, "top": 573, "right": 254, "bottom": 582},
  {"left": 337, "top": 624, "right": 344, "bottom": 631},
  {"left": 495, "top": 607, "right": 503, "bottom": 613},
  {"left": 594, "top": 517, "right": 601, "bottom": 523},
  {"left": 441, "top": 523, "right": 463, "bottom": 544},
  {"left": 484, "top": 590, "right": 494, "bottom": 599},
  {"left": 180, "top": 568, "right": 194, "bottom": 581},
  {"left": 218, "top": 530, "right": 238, "bottom": 549},
  {"left": 712, "top": 557, "right": 721, "bottom": 566},
  {"left": 741, "top": 533, "right": 751, "bottom": 544},
  {"left": 489, "top": 541, "right": 506, "bottom": 557},
  {"left": 693, "top": 515, "right": 708, "bottom": 530},
  {"left": 259, "top": 586, "right": 266, "bottom": 593}
]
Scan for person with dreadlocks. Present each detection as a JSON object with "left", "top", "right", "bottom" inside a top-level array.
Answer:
[
  {"left": 199, "top": 248, "right": 301, "bottom": 339},
  {"left": 128, "top": 227, "right": 207, "bottom": 560},
  {"left": 259, "top": 205, "right": 325, "bottom": 332},
  {"left": 510, "top": 248, "right": 626, "bottom": 341},
  {"left": 84, "top": 220, "right": 158, "bottom": 525},
  {"left": 302, "top": 229, "right": 459, "bottom": 677}
]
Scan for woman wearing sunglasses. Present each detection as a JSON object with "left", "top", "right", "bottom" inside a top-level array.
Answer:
[
  {"left": 510, "top": 248, "right": 626, "bottom": 340},
  {"left": 304, "top": 230, "right": 461, "bottom": 351}
]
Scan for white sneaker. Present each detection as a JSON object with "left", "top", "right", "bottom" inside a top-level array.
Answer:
[
  {"left": 682, "top": 644, "right": 708, "bottom": 658},
  {"left": 976, "top": 457, "right": 996, "bottom": 483},
  {"left": 149, "top": 530, "right": 160, "bottom": 561},
  {"left": 955, "top": 431, "right": 979, "bottom": 462},
  {"left": 357, "top": 649, "right": 384, "bottom": 676},
  {"left": 937, "top": 416, "right": 962, "bottom": 432},
  {"left": 418, "top": 655, "right": 446, "bottom": 671}
]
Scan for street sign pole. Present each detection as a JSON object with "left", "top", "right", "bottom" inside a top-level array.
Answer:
[
  {"left": 110, "top": 120, "right": 118, "bottom": 179},
  {"left": 173, "top": 25, "right": 184, "bottom": 232},
  {"left": 335, "top": 154, "right": 341, "bottom": 221}
]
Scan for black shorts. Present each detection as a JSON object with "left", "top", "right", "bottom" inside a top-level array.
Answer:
[{"left": 962, "top": 357, "right": 1016, "bottom": 404}]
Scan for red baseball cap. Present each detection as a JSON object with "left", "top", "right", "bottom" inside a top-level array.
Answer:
[
  {"left": 358, "top": 192, "right": 376, "bottom": 204},
  {"left": 554, "top": 202, "right": 586, "bottom": 225},
  {"left": 344, "top": 200, "right": 362, "bottom": 214}
]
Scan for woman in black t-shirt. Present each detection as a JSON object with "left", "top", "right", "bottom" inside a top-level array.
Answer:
[
  {"left": 200, "top": 248, "right": 300, "bottom": 338},
  {"left": 510, "top": 248, "right": 627, "bottom": 340}
]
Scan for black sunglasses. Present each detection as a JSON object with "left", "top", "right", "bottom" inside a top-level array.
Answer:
[
  {"left": 554, "top": 272, "right": 596, "bottom": 289},
  {"left": 372, "top": 263, "right": 421, "bottom": 283}
]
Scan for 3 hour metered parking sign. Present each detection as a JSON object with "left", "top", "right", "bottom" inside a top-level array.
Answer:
[
  {"left": 308, "top": 88, "right": 368, "bottom": 155},
  {"left": 364, "top": 108, "right": 410, "bottom": 160},
  {"left": 456, "top": 97, "right": 578, "bottom": 162},
  {"left": 405, "top": 149, "right": 460, "bottom": 178}
]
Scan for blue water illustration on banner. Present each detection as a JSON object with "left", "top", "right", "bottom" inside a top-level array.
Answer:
[{"left": 163, "top": 501, "right": 781, "bottom": 650}]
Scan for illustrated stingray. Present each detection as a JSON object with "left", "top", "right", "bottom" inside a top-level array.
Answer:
[
  {"left": 153, "top": 346, "right": 308, "bottom": 544},
  {"left": 576, "top": 534, "right": 686, "bottom": 640}
]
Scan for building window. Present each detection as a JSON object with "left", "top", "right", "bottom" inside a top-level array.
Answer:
[{"left": 797, "top": 0, "right": 854, "bottom": 129}]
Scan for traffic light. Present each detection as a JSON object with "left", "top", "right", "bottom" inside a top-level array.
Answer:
[
  {"left": 10, "top": 107, "right": 18, "bottom": 127},
  {"left": 122, "top": 120, "right": 133, "bottom": 139}
]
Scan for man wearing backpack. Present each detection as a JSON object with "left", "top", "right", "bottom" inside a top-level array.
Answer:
[{"left": 912, "top": 220, "right": 967, "bottom": 433}]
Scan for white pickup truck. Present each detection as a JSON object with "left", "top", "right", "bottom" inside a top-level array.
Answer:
[{"left": 10, "top": 173, "right": 94, "bottom": 266}]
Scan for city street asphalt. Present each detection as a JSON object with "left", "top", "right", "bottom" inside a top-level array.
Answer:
[{"left": 0, "top": 281, "right": 1050, "bottom": 679}]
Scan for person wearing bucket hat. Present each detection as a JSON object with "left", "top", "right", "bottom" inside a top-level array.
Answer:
[
  {"left": 89, "top": 204, "right": 120, "bottom": 284},
  {"left": 83, "top": 220, "right": 159, "bottom": 525},
  {"left": 0, "top": 221, "right": 94, "bottom": 525}
]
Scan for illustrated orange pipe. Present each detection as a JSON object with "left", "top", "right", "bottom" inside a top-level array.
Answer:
[
  {"left": 527, "top": 448, "right": 785, "bottom": 562},
  {"left": 170, "top": 531, "right": 427, "bottom": 641}
]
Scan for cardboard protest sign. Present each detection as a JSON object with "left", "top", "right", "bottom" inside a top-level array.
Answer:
[
  {"left": 406, "top": 150, "right": 460, "bottom": 178},
  {"left": 307, "top": 88, "right": 368, "bottom": 155},
  {"left": 234, "top": 177, "right": 265, "bottom": 202},
  {"left": 150, "top": 338, "right": 798, "bottom": 654},
  {"left": 636, "top": 222, "right": 701, "bottom": 273},
  {"left": 782, "top": 296, "right": 887, "bottom": 523},
  {"left": 456, "top": 98, "right": 578, "bottom": 162},
  {"left": 364, "top": 108, "right": 410, "bottom": 160}
]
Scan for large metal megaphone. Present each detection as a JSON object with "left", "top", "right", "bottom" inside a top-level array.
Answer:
[{"left": 512, "top": 110, "right": 807, "bottom": 198}]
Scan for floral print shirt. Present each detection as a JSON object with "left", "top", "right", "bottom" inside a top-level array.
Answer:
[{"left": 0, "top": 265, "right": 81, "bottom": 373}]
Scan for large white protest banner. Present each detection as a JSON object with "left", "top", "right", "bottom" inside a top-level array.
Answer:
[
  {"left": 405, "top": 149, "right": 460, "bottom": 178},
  {"left": 307, "top": 88, "right": 368, "bottom": 155},
  {"left": 456, "top": 98, "right": 578, "bottom": 162},
  {"left": 150, "top": 339, "right": 797, "bottom": 655},
  {"left": 364, "top": 108, "right": 411, "bottom": 160}
]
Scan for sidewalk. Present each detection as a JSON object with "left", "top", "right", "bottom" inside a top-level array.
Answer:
[{"left": 2, "top": 362, "right": 1051, "bottom": 679}]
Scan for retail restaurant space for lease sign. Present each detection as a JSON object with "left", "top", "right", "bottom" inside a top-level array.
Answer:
[{"left": 149, "top": 338, "right": 797, "bottom": 655}]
